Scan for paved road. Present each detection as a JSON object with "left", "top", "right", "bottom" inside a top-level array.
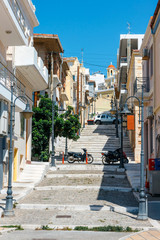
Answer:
[
  {"left": 0, "top": 230, "right": 129, "bottom": 240},
  {"left": 0, "top": 165, "right": 152, "bottom": 229}
]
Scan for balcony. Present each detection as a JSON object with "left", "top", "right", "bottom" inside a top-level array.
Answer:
[
  {"left": 0, "top": 0, "right": 38, "bottom": 47},
  {"left": 120, "top": 57, "right": 127, "bottom": 67},
  {"left": 133, "top": 77, "right": 151, "bottom": 100},
  {"left": 60, "top": 92, "right": 68, "bottom": 102},
  {"left": 85, "top": 84, "right": 89, "bottom": 91},
  {"left": 14, "top": 46, "right": 48, "bottom": 91},
  {"left": 53, "top": 74, "right": 61, "bottom": 89},
  {"left": 0, "top": 61, "right": 27, "bottom": 110},
  {"left": 119, "top": 83, "right": 128, "bottom": 106}
]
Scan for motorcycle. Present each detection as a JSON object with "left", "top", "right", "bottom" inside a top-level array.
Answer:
[
  {"left": 101, "top": 148, "right": 129, "bottom": 165},
  {"left": 67, "top": 148, "right": 94, "bottom": 164}
]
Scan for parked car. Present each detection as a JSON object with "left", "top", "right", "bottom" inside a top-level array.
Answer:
[{"left": 94, "top": 113, "right": 119, "bottom": 125}]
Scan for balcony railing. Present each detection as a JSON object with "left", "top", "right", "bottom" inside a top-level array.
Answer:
[
  {"left": 121, "top": 83, "right": 127, "bottom": 90},
  {"left": 120, "top": 57, "right": 127, "bottom": 64},
  {"left": 133, "top": 77, "right": 150, "bottom": 95},
  {"left": 0, "top": 61, "right": 25, "bottom": 98},
  {"left": 8, "top": 0, "right": 30, "bottom": 38}
]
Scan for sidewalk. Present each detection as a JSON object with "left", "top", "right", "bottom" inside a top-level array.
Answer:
[
  {"left": 0, "top": 161, "right": 49, "bottom": 217},
  {"left": 120, "top": 229, "right": 160, "bottom": 240},
  {"left": 125, "top": 163, "right": 160, "bottom": 225},
  {"left": 124, "top": 163, "right": 160, "bottom": 239}
]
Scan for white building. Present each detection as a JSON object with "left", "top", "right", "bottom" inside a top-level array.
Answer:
[
  {"left": 0, "top": 0, "right": 48, "bottom": 189},
  {"left": 117, "top": 34, "right": 144, "bottom": 106},
  {"left": 89, "top": 73, "right": 105, "bottom": 91}
]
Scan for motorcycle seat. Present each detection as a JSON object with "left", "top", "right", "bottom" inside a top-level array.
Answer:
[{"left": 68, "top": 151, "right": 82, "bottom": 155}]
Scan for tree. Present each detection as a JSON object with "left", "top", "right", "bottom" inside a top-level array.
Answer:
[
  {"left": 32, "top": 95, "right": 54, "bottom": 161},
  {"left": 55, "top": 106, "right": 81, "bottom": 140},
  {"left": 32, "top": 96, "right": 81, "bottom": 161}
]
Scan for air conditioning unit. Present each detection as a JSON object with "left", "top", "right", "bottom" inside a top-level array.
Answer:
[
  {"left": 142, "top": 48, "right": 150, "bottom": 60},
  {"left": 0, "top": 100, "right": 8, "bottom": 135},
  {"left": 146, "top": 106, "right": 153, "bottom": 119}
]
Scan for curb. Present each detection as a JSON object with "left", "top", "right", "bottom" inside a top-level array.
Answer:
[
  {"left": 16, "top": 204, "right": 138, "bottom": 213},
  {"left": 46, "top": 173, "right": 126, "bottom": 179},
  {"left": 34, "top": 185, "right": 132, "bottom": 192}
]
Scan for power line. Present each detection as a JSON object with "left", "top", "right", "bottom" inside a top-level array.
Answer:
[{"left": 83, "top": 62, "right": 116, "bottom": 68}]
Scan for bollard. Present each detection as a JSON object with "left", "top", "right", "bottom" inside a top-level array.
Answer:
[
  {"left": 62, "top": 152, "right": 64, "bottom": 164},
  {"left": 86, "top": 151, "right": 88, "bottom": 164}
]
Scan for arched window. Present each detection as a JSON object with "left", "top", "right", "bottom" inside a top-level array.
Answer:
[{"left": 111, "top": 70, "right": 112, "bottom": 75}]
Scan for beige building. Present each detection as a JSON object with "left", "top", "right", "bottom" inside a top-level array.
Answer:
[
  {"left": 64, "top": 57, "right": 91, "bottom": 127},
  {"left": 127, "top": 50, "right": 143, "bottom": 163},
  {"left": 150, "top": 6, "right": 160, "bottom": 160},
  {"left": 139, "top": 18, "right": 154, "bottom": 167}
]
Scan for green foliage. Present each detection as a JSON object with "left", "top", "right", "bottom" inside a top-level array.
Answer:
[
  {"left": 55, "top": 105, "right": 81, "bottom": 140},
  {"left": 74, "top": 225, "right": 139, "bottom": 232},
  {"left": 32, "top": 95, "right": 54, "bottom": 162},
  {"left": 2, "top": 225, "right": 24, "bottom": 230},
  {"left": 32, "top": 95, "right": 81, "bottom": 162},
  {"left": 41, "top": 225, "right": 53, "bottom": 230}
]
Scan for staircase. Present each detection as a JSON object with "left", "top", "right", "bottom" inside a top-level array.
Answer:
[
  {"left": 62, "top": 124, "right": 134, "bottom": 163},
  {"left": 13, "top": 162, "right": 49, "bottom": 188}
]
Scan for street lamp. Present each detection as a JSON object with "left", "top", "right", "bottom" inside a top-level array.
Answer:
[
  {"left": 121, "top": 91, "right": 148, "bottom": 220},
  {"left": 51, "top": 82, "right": 62, "bottom": 167},
  {"left": 4, "top": 86, "right": 33, "bottom": 217}
]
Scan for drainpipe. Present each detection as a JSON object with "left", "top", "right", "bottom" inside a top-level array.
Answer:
[{"left": 153, "top": 33, "right": 156, "bottom": 157}]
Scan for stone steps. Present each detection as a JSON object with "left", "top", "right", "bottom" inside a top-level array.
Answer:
[{"left": 55, "top": 124, "right": 134, "bottom": 162}]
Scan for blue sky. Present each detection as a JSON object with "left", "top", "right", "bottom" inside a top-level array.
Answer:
[{"left": 33, "top": 0, "right": 157, "bottom": 75}]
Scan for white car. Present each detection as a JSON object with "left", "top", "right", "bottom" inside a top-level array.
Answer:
[{"left": 94, "top": 113, "right": 119, "bottom": 125}]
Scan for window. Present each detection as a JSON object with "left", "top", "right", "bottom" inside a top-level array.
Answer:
[
  {"left": 20, "top": 113, "right": 25, "bottom": 138},
  {"left": 101, "top": 115, "right": 105, "bottom": 118}
]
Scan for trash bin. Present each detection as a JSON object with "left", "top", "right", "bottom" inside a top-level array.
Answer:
[{"left": 87, "top": 120, "right": 94, "bottom": 125}]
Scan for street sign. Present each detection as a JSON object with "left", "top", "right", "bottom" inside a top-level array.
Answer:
[{"left": 127, "top": 115, "right": 135, "bottom": 130}]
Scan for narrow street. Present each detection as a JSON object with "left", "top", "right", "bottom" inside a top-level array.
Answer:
[{"left": 0, "top": 125, "right": 151, "bottom": 231}]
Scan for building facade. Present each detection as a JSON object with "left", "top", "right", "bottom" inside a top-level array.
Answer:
[{"left": 0, "top": 0, "right": 48, "bottom": 189}]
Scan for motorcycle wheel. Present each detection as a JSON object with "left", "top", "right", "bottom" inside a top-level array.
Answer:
[
  {"left": 88, "top": 155, "right": 94, "bottom": 164},
  {"left": 123, "top": 158, "right": 129, "bottom": 164},
  {"left": 102, "top": 156, "right": 110, "bottom": 165},
  {"left": 67, "top": 156, "right": 75, "bottom": 163}
]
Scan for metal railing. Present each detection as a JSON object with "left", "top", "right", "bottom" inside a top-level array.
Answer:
[
  {"left": 8, "top": 0, "right": 29, "bottom": 37},
  {"left": 133, "top": 77, "right": 150, "bottom": 95},
  {"left": 120, "top": 57, "right": 127, "bottom": 63},
  {"left": 121, "top": 83, "right": 127, "bottom": 90},
  {"left": 0, "top": 61, "right": 26, "bottom": 98}
]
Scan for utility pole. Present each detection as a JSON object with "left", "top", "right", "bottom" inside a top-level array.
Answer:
[
  {"left": 81, "top": 48, "right": 84, "bottom": 66},
  {"left": 77, "top": 66, "right": 80, "bottom": 115},
  {"left": 127, "top": 22, "right": 131, "bottom": 72}
]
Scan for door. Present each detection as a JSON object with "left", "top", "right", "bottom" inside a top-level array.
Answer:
[{"left": 13, "top": 148, "right": 18, "bottom": 182}]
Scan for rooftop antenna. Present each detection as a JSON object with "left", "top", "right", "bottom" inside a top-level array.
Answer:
[
  {"left": 127, "top": 22, "right": 131, "bottom": 34},
  {"left": 81, "top": 48, "right": 84, "bottom": 66}
]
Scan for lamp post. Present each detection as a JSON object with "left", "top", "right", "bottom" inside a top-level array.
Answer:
[
  {"left": 121, "top": 89, "right": 148, "bottom": 220},
  {"left": 110, "top": 98, "right": 119, "bottom": 138},
  {"left": 51, "top": 82, "right": 62, "bottom": 167},
  {"left": 4, "top": 85, "right": 33, "bottom": 217}
]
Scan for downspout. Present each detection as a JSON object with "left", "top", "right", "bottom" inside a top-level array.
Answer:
[{"left": 153, "top": 33, "right": 157, "bottom": 157}]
